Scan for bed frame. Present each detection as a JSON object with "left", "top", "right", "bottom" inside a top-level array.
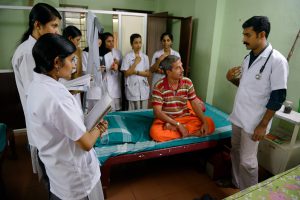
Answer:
[{"left": 100, "top": 138, "right": 229, "bottom": 198}]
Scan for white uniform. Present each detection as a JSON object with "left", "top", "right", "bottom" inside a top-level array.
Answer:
[
  {"left": 229, "top": 44, "right": 288, "bottom": 134},
  {"left": 82, "top": 50, "right": 122, "bottom": 111},
  {"left": 121, "top": 50, "right": 150, "bottom": 109},
  {"left": 11, "top": 35, "right": 42, "bottom": 175},
  {"left": 151, "top": 49, "right": 180, "bottom": 88},
  {"left": 112, "top": 48, "right": 122, "bottom": 65},
  {"left": 58, "top": 78, "right": 83, "bottom": 110},
  {"left": 11, "top": 35, "right": 36, "bottom": 146},
  {"left": 82, "top": 51, "right": 88, "bottom": 73},
  {"left": 27, "top": 72, "right": 101, "bottom": 200},
  {"left": 229, "top": 44, "right": 289, "bottom": 189},
  {"left": 103, "top": 52, "right": 122, "bottom": 111}
]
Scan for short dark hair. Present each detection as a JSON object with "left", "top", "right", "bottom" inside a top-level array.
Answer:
[
  {"left": 62, "top": 25, "right": 82, "bottom": 39},
  {"left": 130, "top": 33, "right": 141, "bottom": 45},
  {"left": 33, "top": 33, "right": 76, "bottom": 74},
  {"left": 160, "top": 55, "right": 180, "bottom": 75},
  {"left": 242, "top": 16, "right": 270, "bottom": 38},
  {"left": 160, "top": 32, "right": 173, "bottom": 41}
]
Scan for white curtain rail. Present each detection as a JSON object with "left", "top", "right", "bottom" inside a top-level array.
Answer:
[{"left": 0, "top": 5, "right": 148, "bottom": 17}]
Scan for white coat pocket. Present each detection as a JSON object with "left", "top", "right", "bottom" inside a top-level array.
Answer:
[
  {"left": 140, "top": 78, "right": 150, "bottom": 99},
  {"left": 126, "top": 81, "right": 139, "bottom": 97}
]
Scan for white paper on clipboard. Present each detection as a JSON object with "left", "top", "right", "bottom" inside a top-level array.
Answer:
[{"left": 84, "top": 93, "right": 112, "bottom": 131}]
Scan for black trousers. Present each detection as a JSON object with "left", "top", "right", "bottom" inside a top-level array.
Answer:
[{"left": 37, "top": 150, "right": 50, "bottom": 199}]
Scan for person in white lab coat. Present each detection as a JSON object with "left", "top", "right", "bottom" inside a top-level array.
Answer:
[
  {"left": 62, "top": 25, "right": 84, "bottom": 108},
  {"left": 121, "top": 33, "right": 151, "bottom": 110},
  {"left": 11, "top": 2, "right": 61, "bottom": 182},
  {"left": 28, "top": 33, "right": 107, "bottom": 200},
  {"left": 225, "top": 16, "right": 288, "bottom": 190},
  {"left": 150, "top": 32, "right": 180, "bottom": 89},
  {"left": 102, "top": 32, "right": 123, "bottom": 66},
  {"left": 101, "top": 32, "right": 122, "bottom": 111}
]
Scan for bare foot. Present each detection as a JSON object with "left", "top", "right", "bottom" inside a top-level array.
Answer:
[
  {"left": 163, "top": 123, "right": 177, "bottom": 131},
  {"left": 192, "top": 130, "right": 203, "bottom": 137}
]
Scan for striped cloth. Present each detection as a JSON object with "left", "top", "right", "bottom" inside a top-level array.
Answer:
[{"left": 152, "top": 77, "right": 196, "bottom": 118}]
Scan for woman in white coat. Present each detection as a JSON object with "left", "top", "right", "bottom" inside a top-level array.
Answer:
[
  {"left": 11, "top": 2, "right": 61, "bottom": 181},
  {"left": 102, "top": 32, "right": 122, "bottom": 66},
  {"left": 150, "top": 32, "right": 180, "bottom": 89},
  {"left": 27, "top": 33, "right": 107, "bottom": 200},
  {"left": 101, "top": 32, "right": 122, "bottom": 111},
  {"left": 62, "top": 25, "right": 84, "bottom": 108},
  {"left": 121, "top": 33, "right": 151, "bottom": 110}
]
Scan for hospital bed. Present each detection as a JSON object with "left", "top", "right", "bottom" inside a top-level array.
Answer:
[{"left": 94, "top": 104, "right": 232, "bottom": 197}]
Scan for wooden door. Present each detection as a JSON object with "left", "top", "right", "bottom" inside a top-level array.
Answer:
[
  {"left": 146, "top": 12, "right": 168, "bottom": 61},
  {"left": 179, "top": 17, "right": 193, "bottom": 77}
]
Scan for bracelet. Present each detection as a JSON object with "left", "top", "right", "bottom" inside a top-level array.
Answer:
[{"left": 175, "top": 122, "right": 180, "bottom": 127}]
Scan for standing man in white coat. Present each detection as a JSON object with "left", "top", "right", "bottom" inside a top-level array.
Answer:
[{"left": 226, "top": 16, "right": 288, "bottom": 190}]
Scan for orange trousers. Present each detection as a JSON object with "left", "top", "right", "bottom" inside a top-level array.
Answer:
[{"left": 150, "top": 115, "right": 215, "bottom": 142}]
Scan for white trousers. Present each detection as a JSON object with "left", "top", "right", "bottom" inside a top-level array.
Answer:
[
  {"left": 231, "top": 124, "right": 259, "bottom": 190},
  {"left": 128, "top": 100, "right": 148, "bottom": 110},
  {"left": 111, "top": 98, "right": 122, "bottom": 111}
]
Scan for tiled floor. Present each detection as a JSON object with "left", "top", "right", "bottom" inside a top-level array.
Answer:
[
  {"left": 104, "top": 154, "right": 239, "bottom": 200},
  {"left": 2, "top": 134, "right": 239, "bottom": 200}
]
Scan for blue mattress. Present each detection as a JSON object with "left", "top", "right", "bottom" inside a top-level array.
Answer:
[{"left": 94, "top": 104, "right": 232, "bottom": 165}]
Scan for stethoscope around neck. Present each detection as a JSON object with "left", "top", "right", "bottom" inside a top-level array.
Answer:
[{"left": 255, "top": 49, "right": 273, "bottom": 80}]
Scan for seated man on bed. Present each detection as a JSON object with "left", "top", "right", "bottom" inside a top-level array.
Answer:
[{"left": 150, "top": 55, "right": 215, "bottom": 142}]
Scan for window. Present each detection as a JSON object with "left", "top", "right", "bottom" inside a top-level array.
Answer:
[{"left": 60, "top": 5, "right": 87, "bottom": 49}]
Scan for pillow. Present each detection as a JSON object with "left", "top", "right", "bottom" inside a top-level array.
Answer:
[{"left": 95, "top": 110, "right": 154, "bottom": 145}]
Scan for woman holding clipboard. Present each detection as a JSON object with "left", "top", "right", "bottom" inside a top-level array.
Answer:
[{"left": 27, "top": 33, "right": 107, "bottom": 200}]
